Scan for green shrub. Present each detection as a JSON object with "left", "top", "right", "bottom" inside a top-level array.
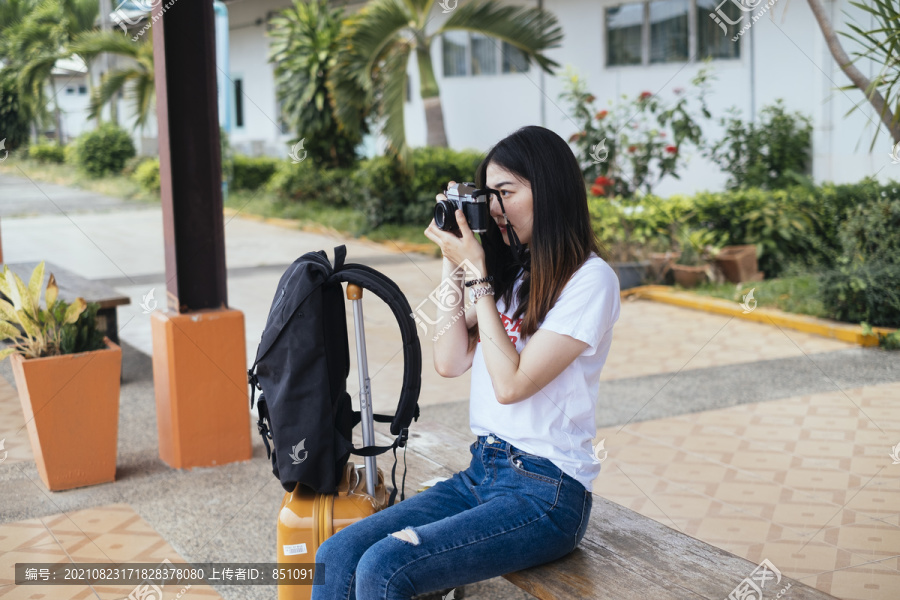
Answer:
[
  {"left": 0, "top": 69, "right": 30, "bottom": 153},
  {"left": 820, "top": 260, "right": 900, "bottom": 327},
  {"left": 133, "top": 158, "right": 161, "bottom": 192},
  {"left": 233, "top": 155, "right": 281, "bottom": 191},
  {"left": 819, "top": 196, "right": 900, "bottom": 327},
  {"left": 28, "top": 140, "right": 65, "bottom": 163},
  {"left": 706, "top": 99, "right": 813, "bottom": 190},
  {"left": 352, "top": 147, "right": 485, "bottom": 229},
  {"left": 70, "top": 123, "right": 136, "bottom": 177},
  {"left": 266, "top": 159, "right": 360, "bottom": 208}
]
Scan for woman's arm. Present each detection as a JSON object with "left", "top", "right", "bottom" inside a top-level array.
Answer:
[
  {"left": 432, "top": 257, "right": 477, "bottom": 378},
  {"left": 471, "top": 270, "right": 589, "bottom": 405}
]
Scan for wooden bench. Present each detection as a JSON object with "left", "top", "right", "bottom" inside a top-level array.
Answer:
[
  {"left": 2, "top": 261, "right": 130, "bottom": 346},
  {"left": 361, "top": 418, "right": 838, "bottom": 600}
]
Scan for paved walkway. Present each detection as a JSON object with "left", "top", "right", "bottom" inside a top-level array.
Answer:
[{"left": 0, "top": 173, "right": 898, "bottom": 599}]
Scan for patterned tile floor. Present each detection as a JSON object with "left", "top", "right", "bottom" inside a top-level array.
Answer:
[
  {"left": 593, "top": 381, "right": 900, "bottom": 600},
  {"left": 0, "top": 504, "right": 222, "bottom": 599}
]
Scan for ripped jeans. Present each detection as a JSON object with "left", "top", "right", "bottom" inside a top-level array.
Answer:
[{"left": 311, "top": 433, "right": 593, "bottom": 600}]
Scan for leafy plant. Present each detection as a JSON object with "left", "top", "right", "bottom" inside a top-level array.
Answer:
[
  {"left": 233, "top": 155, "right": 281, "bottom": 191},
  {"left": 0, "top": 261, "right": 105, "bottom": 360},
  {"left": 267, "top": 0, "right": 365, "bottom": 169},
  {"left": 133, "top": 157, "right": 160, "bottom": 193},
  {"left": 706, "top": 99, "right": 813, "bottom": 190},
  {"left": 561, "top": 63, "right": 714, "bottom": 197},
  {"left": 70, "top": 122, "right": 136, "bottom": 177},
  {"left": 861, "top": 322, "right": 900, "bottom": 350},
  {"left": 675, "top": 228, "right": 721, "bottom": 267},
  {"left": 28, "top": 138, "right": 65, "bottom": 163}
]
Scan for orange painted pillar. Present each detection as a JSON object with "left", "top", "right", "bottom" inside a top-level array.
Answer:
[{"left": 151, "top": 309, "right": 252, "bottom": 468}]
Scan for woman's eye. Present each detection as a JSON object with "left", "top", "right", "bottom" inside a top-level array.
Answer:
[{"left": 501, "top": 190, "right": 511, "bottom": 197}]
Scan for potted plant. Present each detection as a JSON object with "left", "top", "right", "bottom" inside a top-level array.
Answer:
[
  {"left": 670, "top": 229, "right": 722, "bottom": 288},
  {"left": 715, "top": 244, "right": 764, "bottom": 283},
  {"left": 0, "top": 262, "right": 121, "bottom": 491}
]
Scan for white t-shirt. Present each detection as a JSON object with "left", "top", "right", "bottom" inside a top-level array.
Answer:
[{"left": 469, "top": 251, "right": 621, "bottom": 492}]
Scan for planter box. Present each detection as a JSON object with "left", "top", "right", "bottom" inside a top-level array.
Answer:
[
  {"left": 611, "top": 261, "right": 651, "bottom": 290},
  {"left": 10, "top": 338, "right": 121, "bottom": 491},
  {"left": 671, "top": 264, "right": 710, "bottom": 288},
  {"left": 715, "top": 245, "right": 760, "bottom": 283}
]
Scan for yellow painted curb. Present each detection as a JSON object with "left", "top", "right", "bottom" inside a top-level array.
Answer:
[{"left": 621, "top": 285, "right": 897, "bottom": 347}]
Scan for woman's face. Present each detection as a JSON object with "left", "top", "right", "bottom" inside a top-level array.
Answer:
[{"left": 486, "top": 162, "right": 533, "bottom": 246}]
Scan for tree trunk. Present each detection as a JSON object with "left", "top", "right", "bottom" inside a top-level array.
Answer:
[
  {"left": 806, "top": 0, "right": 900, "bottom": 144},
  {"left": 50, "top": 78, "right": 64, "bottom": 146},
  {"left": 417, "top": 45, "right": 448, "bottom": 147}
]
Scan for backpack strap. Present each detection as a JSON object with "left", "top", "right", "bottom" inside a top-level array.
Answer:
[{"left": 329, "top": 257, "right": 422, "bottom": 437}]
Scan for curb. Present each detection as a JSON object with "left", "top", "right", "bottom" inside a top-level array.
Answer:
[{"left": 620, "top": 285, "right": 897, "bottom": 347}]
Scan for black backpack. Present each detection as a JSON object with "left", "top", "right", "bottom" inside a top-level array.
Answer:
[{"left": 248, "top": 245, "right": 421, "bottom": 507}]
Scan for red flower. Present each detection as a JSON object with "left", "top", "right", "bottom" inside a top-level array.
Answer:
[
  {"left": 595, "top": 109, "right": 608, "bottom": 120},
  {"left": 628, "top": 145, "right": 637, "bottom": 153},
  {"left": 639, "top": 91, "right": 652, "bottom": 100},
  {"left": 594, "top": 176, "right": 613, "bottom": 187},
  {"left": 591, "top": 184, "right": 606, "bottom": 196},
  {"left": 659, "top": 132, "right": 666, "bottom": 138},
  {"left": 585, "top": 94, "right": 596, "bottom": 103},
  {"left": 665, "top": 145, "right": 677, "bottom": 154},
  {"left": 568, "top": 132, "right": 585, "bottom": 143},
  {"left": 673, "top": 87, "right": 685, "bottom": 95}
]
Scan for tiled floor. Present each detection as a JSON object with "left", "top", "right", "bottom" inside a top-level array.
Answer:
[
  {"left": 0, "top": 505, "right": 222, "bottom": 599},
  {"left": 600, "top": 298, "right": 853, "bottom": 380},
  {"left": 593, "top": 381, "right": 900, "bottom": 600}
]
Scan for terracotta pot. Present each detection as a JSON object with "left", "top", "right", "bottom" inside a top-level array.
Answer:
[
  {"left": 671, "top": 264, "right": 709, "bottom": 288},
  {"left": 649, "top": 252, "right": 681, "bottom": 283},
  {"left": 714, "top": 244, "right": 760, "bottom": 283},
  {"left": 9, "top": 337, "right": 121, "bottom": 491}
]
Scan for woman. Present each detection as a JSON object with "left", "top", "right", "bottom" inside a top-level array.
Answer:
[{"left": 311, "top": 125, "right": 621, "bottom": 600}]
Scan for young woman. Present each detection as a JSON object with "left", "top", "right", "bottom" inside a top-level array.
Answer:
[{"left": 311, "top": 125, "right": 621, "bottom": 600}]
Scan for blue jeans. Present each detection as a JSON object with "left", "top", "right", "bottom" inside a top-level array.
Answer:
[{"left": 311, "top": 433, "right": 593, "bottom": 600}]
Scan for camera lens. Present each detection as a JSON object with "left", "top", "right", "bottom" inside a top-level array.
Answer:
[{"left": 434, "top": 202, "right": 456, "bottom": 231}]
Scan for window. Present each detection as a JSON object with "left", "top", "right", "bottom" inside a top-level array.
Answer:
[
  {"left": 502, "top": 41, "right": 529, "bottom": 73},
  {"left": 697, "top": 0, "right": 741, "bottom": 59},
  {"left": 606, "top": 0, "right": 740, "bottom": 66},
  {"left": 66, "top": 87, "right": 75, "bottom": 95},
  {"left": 78, "top": 85, "right": 87, "bottom": 94},
  {"left": 234, "top": 79, "right": 244, "bottom": 128},
  {"left": 649, "top": 0, "right": 689, "bottom": 63},
  {"left": 442, "top": 31, "right": 467, "bottom": 77},
  {"left": 442, "top": 32, "right": 531, "bottom": 77}
]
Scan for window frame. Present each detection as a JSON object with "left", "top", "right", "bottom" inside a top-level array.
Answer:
[
  {"left": 442, "top": 31, "right": 531, "bottom": 78},
  {"left": 605, "top": 0, "right": 740, "bottom": 68}
]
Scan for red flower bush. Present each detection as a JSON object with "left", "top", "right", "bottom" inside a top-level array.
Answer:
[
  {"left": 665, "top": 145, "right": 677, "bottom": 154},
  {"left": 594, "top": 175, "right": 613, "bottom": 187},
  {"left": 628, "top": 145, "right": 637, "bottom": 153},
  {"left": 590, "top": 184, "right": 606, "bottom": 196},
  {"left": 639, "top": 91, "right": 652, "bottom": 100},
  {"left": 595, "top": 110, "right": 608, "bottom": 120}
]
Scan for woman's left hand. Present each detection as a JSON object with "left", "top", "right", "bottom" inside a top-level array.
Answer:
[{"left": 424, "top": 210, "right": 486, "bottom": 273}]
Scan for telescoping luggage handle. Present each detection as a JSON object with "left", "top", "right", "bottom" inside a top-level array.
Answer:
[{"left": 346, "top": 282, "right": 378, "bottom": 499}]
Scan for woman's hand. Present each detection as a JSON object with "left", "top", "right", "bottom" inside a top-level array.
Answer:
[{"left": 424, "top": 181, "right": 486, "bottom": 272}]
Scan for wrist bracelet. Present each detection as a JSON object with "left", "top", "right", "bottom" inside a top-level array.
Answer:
[{"left": 465, "top": 275, "right": 494, "bottom": 288}]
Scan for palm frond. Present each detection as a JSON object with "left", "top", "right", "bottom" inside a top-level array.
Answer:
[
  {"left": 375, "top": 39, "right": 412, "bottom": 163},
  {"left": 440, "top": 0, "right": 563, "bottom": 73}
]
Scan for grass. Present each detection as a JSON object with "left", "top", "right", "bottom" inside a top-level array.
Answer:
[{"left": 677, "top": 274, "right": 828, "bottom": 319}]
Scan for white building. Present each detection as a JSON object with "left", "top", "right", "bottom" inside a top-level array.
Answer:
[{"left": 58, "top": 0, "right": 897, "bottom": 195}]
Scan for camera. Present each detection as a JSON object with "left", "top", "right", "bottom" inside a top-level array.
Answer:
[{"left": 434, "top": 182, "right": 492, "bottom": 234}]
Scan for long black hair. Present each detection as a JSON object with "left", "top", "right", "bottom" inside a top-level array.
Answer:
[{"left": 469, "top": 125, "right": 608, "bottom": 349}]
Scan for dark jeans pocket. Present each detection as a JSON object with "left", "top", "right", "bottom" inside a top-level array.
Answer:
[{"left": 509, "top": 450, "right": 563, "bottom": 486}]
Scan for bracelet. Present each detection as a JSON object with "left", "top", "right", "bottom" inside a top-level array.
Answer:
[{"left": 465, "top": 275, "right": 494, "bottom": 288}]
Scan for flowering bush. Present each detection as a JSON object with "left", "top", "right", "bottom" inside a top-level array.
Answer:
[{"left": 560, "top": 65, "right": 714, "bottom": 198}]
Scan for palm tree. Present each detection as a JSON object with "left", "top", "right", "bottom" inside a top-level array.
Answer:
[
  {"left": 268, "top": 0, "right": 368, "bottom": 168},
  {"left": 331, "top": 0, "right": 563, "bottom": 163},
  {"left": 69, "top": 29, "right": 155, "bottom": 132},
  {"left": 4, "top": 0, "right": 99, "bottom": 144}
]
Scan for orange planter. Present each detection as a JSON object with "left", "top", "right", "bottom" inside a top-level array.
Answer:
[{"left": 9, "top": 338, "right": 122, "bottom": 491}]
